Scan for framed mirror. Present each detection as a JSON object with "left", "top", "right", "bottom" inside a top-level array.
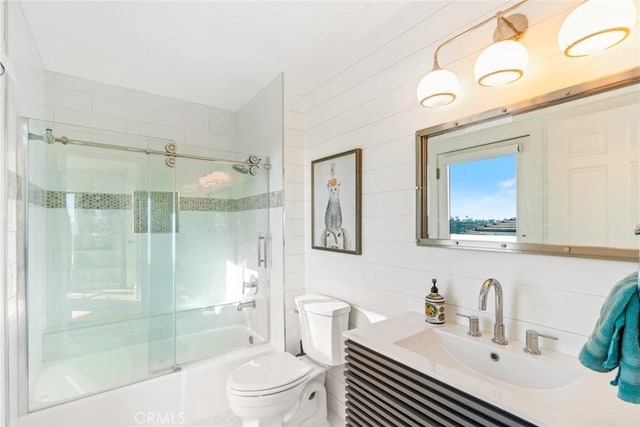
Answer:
[{"left": 416, "top": 67, "right": 639, "bottom": 261}]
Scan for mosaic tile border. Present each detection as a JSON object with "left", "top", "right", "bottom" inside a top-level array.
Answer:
[
  {"left": 133, "top": 191, "right": 178, "bottom": 233},
  {"left": 46, "top": 191, "right": 132, "bottom": 210},
  {"left": 28, "top": 182, "right": 46, "bottom": 207},
  {"left": 180, "top": 197, "right": 236, "bottom": 212},
  {"left": 25, "top": 187, "right": 284, "bottom": 211}
]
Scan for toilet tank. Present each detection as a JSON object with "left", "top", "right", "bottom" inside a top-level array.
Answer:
[{"left": 295, "top": 295, "right": 350, "bottom": 366}]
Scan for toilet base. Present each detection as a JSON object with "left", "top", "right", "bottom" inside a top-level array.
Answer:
[{"left": 283, "top": 379, "right": 329, "bottom": 427}]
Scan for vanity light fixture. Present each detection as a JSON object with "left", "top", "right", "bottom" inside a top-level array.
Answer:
[
  {"left": 416, "top": 52, "right": 460, "bottom": 107},
  {"left": 474, "top": 13, "right": 529, "bottom": 87},
  {"left": 558, "top": 0, "right": 638, "bottom": 57},
  {"left": 416, "top": 0, "right": 529, "bottom": 108}
]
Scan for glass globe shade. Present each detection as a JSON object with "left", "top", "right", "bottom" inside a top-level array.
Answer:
[
  {"left": 416, "top": 68, "right": 459, "bottom": 107},
  {"left": 558, "top": 0, "right": 637, "bottom": 57},
  {"left": 474, "top": 40, "right": 529, "bottom": 87}
]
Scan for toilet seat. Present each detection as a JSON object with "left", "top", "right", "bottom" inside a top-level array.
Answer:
[{"left": 227, "top": 352, "right": 312, "bottom": 397}]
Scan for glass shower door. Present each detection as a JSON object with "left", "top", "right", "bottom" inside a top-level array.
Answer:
[
  {"left": 144, "top": 152, "right": 178, "bottom": 374},
  {"left": 173, "top": 150, "right": 270, "bottom": 364},
  {"left": 24, "top": 118, "right": 271, "bottom": 411},
  {"left": 25, "top": 119, "right": 177, "bottom": 410}
]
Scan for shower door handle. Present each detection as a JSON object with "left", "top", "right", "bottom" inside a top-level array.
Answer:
[{"left": 258, "top": 232, "right": 267, "bottom": 267}]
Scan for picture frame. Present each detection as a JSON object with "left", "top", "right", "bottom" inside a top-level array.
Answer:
[{"left": 311, "top": 149, "right": 362, "bottom": 254}]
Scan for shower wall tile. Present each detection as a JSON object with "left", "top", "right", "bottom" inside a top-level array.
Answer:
[
  {"left": 184, "top": 130, "right": 234, "bottom": 152},
  {"left": 205, "top": 114, "right": 237, "bottom": 139},
  {"left": 45, "top": 107, "right": 55, "bottom": 122},
  {"left": 53, "top": 108, "right": 127, "bottom": 133},
  {"left": 156, "top": 108, "right": 208, "bottom": 132},
  {"left": 180, "top": 197, "right": 236, "bottom": 212},
  {"left": 45, "top": 191, "right": 132, "bottom": 210},
  {"left": 54, "top": 72, "right": 128, "bottom": 100},
  {"left": 235, "top": 193, "right": 269, "bottom": 211},
  {"left": 269, "top": 190, "right": 284, "bottom": 208},
  {"left": 133, "top": 191, "right": 178, "bottom": 234},
  {"left": 45, "top": 86, "right": 91, "bottom": 112},
  {"left": 124, "top": 88, "right": 185, "bottom": 111},
  {"left": 45, "top": 70, "right": 55, "bottom": 86},
  {"left": 180, "top": 101, "right": 236, "bottom": 137},
  {"left": 125, "top": 120, "right": 185, "bottom": 144},
  {"left": 29, "top": 189, "right": 282, "bottom": 213},
  {"left": 93, "top": 95, "right": 156, "bottom": 123},
  {"left": 47, "top": 72, "right": 238, "bottom": 156},
  {"left": 42, "top": 71, "right": 285, "bottom": 364},
  {"left": 41, "top": 305, "right": 250, "bottom": 362}
]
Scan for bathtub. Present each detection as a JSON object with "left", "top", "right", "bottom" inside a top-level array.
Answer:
[{"left": 18, "top": 325, "right": 274, "bottom": 426}]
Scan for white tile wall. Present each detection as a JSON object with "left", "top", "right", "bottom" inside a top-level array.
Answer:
[
  {"left": 235, "top": 74, "right": 285, "bottom": 351},
  {"left": 46, "top": 71, "right": 236, "bottom": 148},
  {"left": 288, "top": 1, "right": 640, "bottom": 420}
]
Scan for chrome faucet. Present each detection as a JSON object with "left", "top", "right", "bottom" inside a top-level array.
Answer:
[
  {"left": 236, "top": 300, "right": 256, "bottom": 311},
  {"left": 478, "top": 278, "right": 508, "bottom": 345}
]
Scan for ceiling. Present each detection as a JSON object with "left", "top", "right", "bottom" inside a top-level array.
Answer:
[{"left": 18, "top": 0, "right": 409, "bottom": 111}]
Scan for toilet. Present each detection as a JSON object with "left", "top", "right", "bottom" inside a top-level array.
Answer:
[{"left": 226, "top": 294, "right": 351, "bottom": 427}]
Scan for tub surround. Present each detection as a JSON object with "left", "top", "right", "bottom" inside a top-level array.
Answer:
[
  {"left": 343, "top": 312, "right": 640, "bottom": 426},
  {"left": 18, "top": 343, "right": 274, "bottom": 426}
]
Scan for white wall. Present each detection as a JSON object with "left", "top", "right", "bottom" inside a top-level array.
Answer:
[
  {"left": 288, "top": 0, "right": 640, "bottom": 419},
  {"left": 44, "top": 71, "right": 236, "bottom": 150}
]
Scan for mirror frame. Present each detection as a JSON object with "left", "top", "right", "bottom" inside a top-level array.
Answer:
[{"left": 416, "top": 67, "right": 640, "bottom": 262}]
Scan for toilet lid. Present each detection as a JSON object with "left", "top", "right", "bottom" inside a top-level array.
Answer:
[
  {"left": 227, "top": 352, "right": 311, "bottom": 394},
  {"left": 303, "top": 301, "right": 350, "bottom": 316}
]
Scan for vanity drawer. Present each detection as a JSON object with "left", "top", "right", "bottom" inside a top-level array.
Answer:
[{"left": 344, "top": 339, "right": 537, "bottom": 427}]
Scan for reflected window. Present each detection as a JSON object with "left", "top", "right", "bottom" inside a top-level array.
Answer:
[
  {"left": 431, "top": 138, "right": 522, "bottom": 242},
  {"left": 449, "top": 154, "right": 517, "bottom": 239}
]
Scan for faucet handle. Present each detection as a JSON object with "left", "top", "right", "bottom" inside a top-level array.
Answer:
[
  {"left": 523, "top": 329, "right": 558, "bottom": 355},
  {"left": 456, "top": 313, "right": 481, "bottom": 337}
]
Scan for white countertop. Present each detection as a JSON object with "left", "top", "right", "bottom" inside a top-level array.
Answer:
[{"left": 343, "top": 311, "right": 640, "bottom": 426}]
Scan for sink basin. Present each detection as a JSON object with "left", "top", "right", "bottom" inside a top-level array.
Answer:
[{"left": 394, "top": 326, "right": 581, "bottom": 390}]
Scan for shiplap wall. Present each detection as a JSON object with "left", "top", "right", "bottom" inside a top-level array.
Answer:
[
  {"left": 283, "top": 76, "right": 307, "bottom": 354},
  {"left": 290, "top": 0, "right": 640, "bottom": 418}
]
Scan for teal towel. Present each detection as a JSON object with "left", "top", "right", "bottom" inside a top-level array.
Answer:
[{"left": 579, "top": 271, "right": 640, "bottom": 404}]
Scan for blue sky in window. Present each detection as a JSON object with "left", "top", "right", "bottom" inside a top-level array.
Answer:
[{"left": 449, "top": 155, "right": 516, "bottom": 220}]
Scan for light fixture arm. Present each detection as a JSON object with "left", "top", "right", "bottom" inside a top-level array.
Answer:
[{"left": 430, "top": 0, "right": 528, "bottom": 70}]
